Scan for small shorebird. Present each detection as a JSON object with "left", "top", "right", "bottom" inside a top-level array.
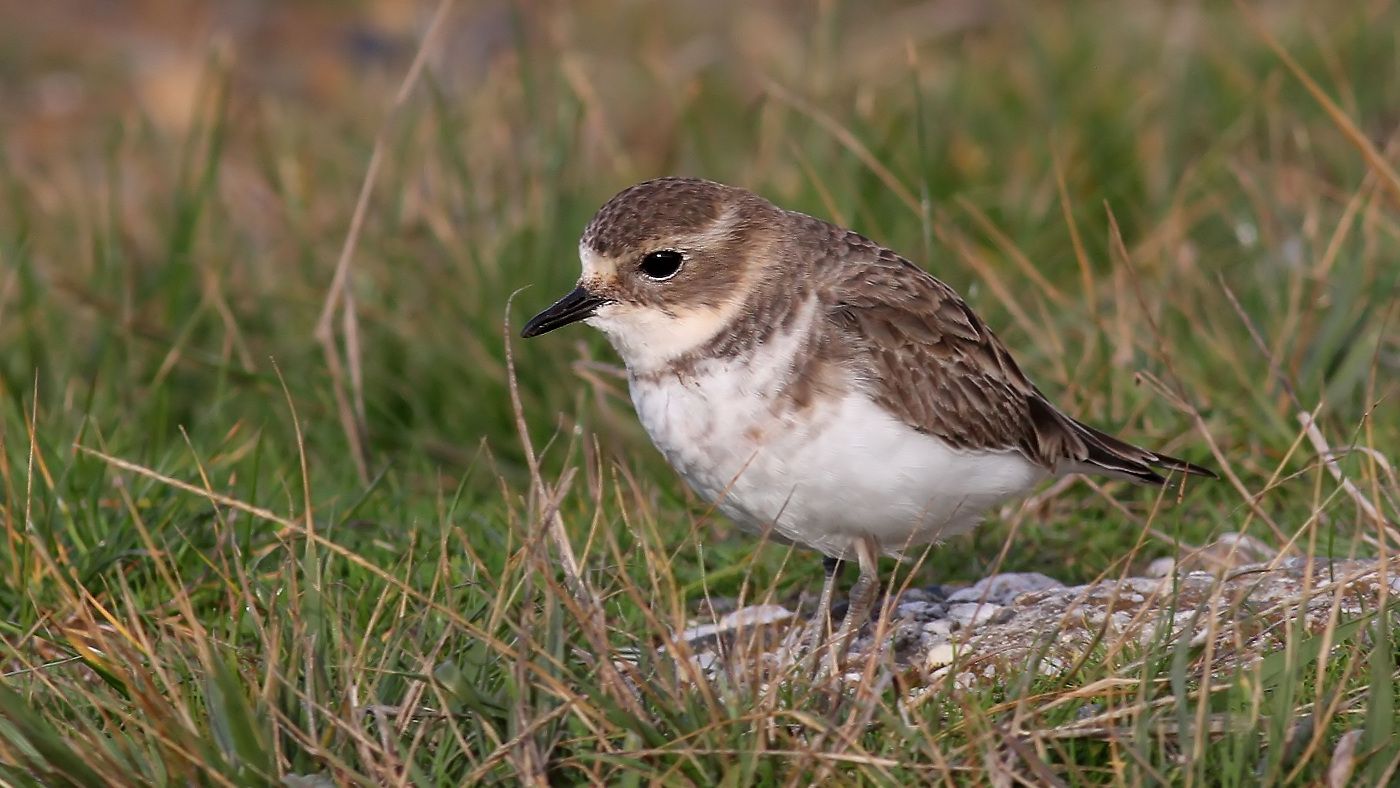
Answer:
[{"left": 522, "top": 177, "right": 1214, "bottom": 655}]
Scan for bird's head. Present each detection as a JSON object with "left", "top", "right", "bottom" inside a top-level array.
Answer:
[{"left": 521, "top": 177, "right": 785, "bottom": 370}]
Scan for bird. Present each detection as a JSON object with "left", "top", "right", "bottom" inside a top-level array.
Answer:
[{"left": 521, "top": 176, "right": 1215, "bottom": 658}]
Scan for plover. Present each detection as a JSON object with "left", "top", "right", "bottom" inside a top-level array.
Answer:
[{"left": 522, "top": 177, "right": 1214, "bottom": 651}]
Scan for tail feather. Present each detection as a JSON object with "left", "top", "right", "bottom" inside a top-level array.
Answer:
[
  {"left": 1069, "top": 418, "right": 1217, "bottom": 485},
  {"left": 1026, "top": 392, "right": 1217, "bottom": 485}
]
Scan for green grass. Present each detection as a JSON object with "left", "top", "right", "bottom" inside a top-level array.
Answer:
[{"left": 1, "top": 1, "right": 1398, "bottom": 783}]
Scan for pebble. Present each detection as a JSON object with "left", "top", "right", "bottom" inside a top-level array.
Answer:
[
  {"left": 895, "top": 600, "right": 946, "bottom": 620},
  {"left": 1147, "top": 557, "right": 1177, "bottom": 577},
  {"left": 946, "top": 572, "right": 1064, "bottom": 604},
  {"left": 900, "top": 587, "right": 948, "bottom": 603},
  {"left": 922, "top": 619, "right": 954, "bottom": 637},
  {"left": 679, "top": 604, "right": 793, "bottom": 646},
  {"left": 925, "top": 643, "right": 956, "bottom": 669},
  {"left": 947, "top": 602, "right": 1004, "bottom": 628},
  {"left": 891, "top": 621, "right": 924, "bottom": 652}
]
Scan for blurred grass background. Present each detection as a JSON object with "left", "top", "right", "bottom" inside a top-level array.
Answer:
[{"left": 0, "top": 0, "right": 1397, "bottom": 783}]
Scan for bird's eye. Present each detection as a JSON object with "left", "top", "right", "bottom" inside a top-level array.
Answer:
[{"left": 639, "top": 250, "right": 684, "bottom": 280}]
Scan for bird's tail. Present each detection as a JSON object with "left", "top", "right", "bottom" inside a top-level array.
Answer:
[{"left": 1066, "top": 417, "right": 1217, "bottom": 485}]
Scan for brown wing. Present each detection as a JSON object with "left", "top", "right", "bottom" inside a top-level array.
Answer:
[
  {"left": 816, "top": 227, "right": 1215, "bottom": 483},
  {"left": 824, "top": 239, "right": 1061, "bottom": 463}
]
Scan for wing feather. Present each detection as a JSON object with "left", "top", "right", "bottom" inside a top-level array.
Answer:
[{"left": 811, "top": 225, "right": 1215, "bottom": 483}]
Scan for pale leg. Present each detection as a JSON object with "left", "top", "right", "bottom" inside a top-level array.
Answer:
[
  {"left": 829, "top": 536, "right": 880, "bottom": 671},
  {"left": 804, "top": 555, "right": 844, "bottom": 670}
]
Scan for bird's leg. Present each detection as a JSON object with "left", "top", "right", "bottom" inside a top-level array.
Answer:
[
  {"left": 804, "top": 555, "right": 845, "bottom": 671},
  {"left": 818, "top": 555, "right": 845, "bottom": 623},
  {"left": 828, "top": 536, "right": 880, "bottom": 674}
]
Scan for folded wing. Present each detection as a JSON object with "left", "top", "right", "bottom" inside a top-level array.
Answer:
[{"left": 819, "top": 229, "right": 1215, "bottom": 484}]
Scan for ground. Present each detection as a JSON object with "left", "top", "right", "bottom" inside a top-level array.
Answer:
[{"left": 0, "top": 1, "right": 1397, "bottom": 784}]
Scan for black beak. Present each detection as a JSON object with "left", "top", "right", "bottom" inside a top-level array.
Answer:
[{"left": 521, "top": 285, "right": 611, "bottom": 338}]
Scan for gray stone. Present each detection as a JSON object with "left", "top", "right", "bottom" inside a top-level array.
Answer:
[
  {"left": 895, "top": 600, "right": 946, "bottom": 621},
  {"left": 947, "top": 572, "right": 1064, "bottom": 604},
  {"left": 1146, "top": 557, "right": 1177, "bottom": 577},
  {"left": 922, "top": 619, "right": 954, "bottom": 637},
  {"left": 899, "top": 587, "right": 946, "bottom": 604},
  {"left": 947, "top": 602, "right": 1004, "bottom": 628}
]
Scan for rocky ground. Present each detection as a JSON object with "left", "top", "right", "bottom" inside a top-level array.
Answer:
[{"left": 670, "top": 535, "right": 1400, "bottom": 694}]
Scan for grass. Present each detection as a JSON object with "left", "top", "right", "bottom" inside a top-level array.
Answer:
[{"left": 0, "top": 0, "right": 1398, "bottom": 783}]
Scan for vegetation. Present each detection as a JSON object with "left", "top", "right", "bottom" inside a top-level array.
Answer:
[{"left": 0, "top": 1, "right": 1396, "bottom": 783}]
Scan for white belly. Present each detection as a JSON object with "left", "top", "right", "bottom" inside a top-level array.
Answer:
[{"left": 629, "top": 362, "right": 1046, "bottom": 560}]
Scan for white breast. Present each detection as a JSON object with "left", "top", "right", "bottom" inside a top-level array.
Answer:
[{"left": 627, "top": 313, "right": 1047, "bottom": 560}]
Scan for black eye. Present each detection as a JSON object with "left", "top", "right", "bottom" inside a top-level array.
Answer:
[{"left": 639, "top": 250, "right": 684, "bottom": 280}]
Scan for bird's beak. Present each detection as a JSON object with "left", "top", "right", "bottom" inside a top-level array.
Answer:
[{"left": 521, "top": 285, "right": 611, "bottom": 338}]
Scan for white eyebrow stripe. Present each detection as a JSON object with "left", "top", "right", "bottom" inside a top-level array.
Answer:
[{"left": 672, "top": 204, "right": 740, "bottom": 251}]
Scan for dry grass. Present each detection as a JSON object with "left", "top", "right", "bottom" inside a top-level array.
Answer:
[{"left": 0, "top": 0, "right": 1397, "bottom": 784}]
